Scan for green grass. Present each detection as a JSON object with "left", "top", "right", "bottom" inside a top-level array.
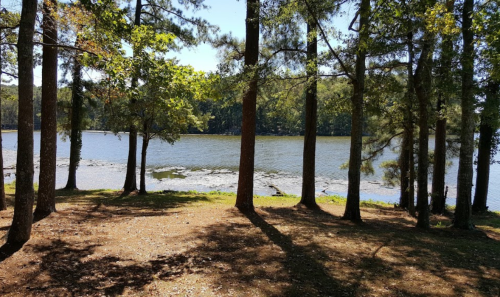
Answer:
[
  {"left": 474, "top": 211, "right": 500, "bottom": 231},
  {"left": 2, "top": 183, "right": 401, "bottom": 210},
  {"left": 4, "top": 183, "right": 499, "bottom": 235}
]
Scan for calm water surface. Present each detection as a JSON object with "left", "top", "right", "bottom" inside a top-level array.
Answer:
[{"left": 2, "top": 131, "right": 499, "bottom": 210}]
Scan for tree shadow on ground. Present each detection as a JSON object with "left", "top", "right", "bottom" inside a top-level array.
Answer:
[
  {"left": 1, "top": 200, "right": 499, "bottom": 296},
  {"left": 146, "top": 207, "right": 358, "bottom": 296},
  {"left": 0, "top": 190, "right": 219, "bottom": 262},
  {"left": 1, "top": 239, "right": 157, "bottom": 296},
  {"left": 260, "top": 206, "right": 500, "bottom": 296},
  {"left": 242, "top": 210, "right": 355, "bottom": 296},
  {"left": 55, "top": 189, "right": 216, "bottom": 211},
  {"left": 0, "top": 242, "right": 24, "bottom": 263}
]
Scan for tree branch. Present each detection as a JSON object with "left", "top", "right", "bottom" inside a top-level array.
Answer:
[
  {"left": 348, "top": 11, "right": 360, "bottom": 32},
  {"left": 362, "top": 131, "right": 403, "bottom": 162},
  {"left": 33, "top": 42, "right": 98, "bottom": 56},
  {"left": 367, "top": 62, "right": 408, "bottom": 71},
  {"left": 1, "top": 71, "right": 18, "bottom": 79},
  {"left": 302, "top": 0, "right": 354, "bottom": 80},
  {"left": 0, "top": 25, "right": 20, "bottom": 30},
  {"left": 142, "top": 3, "right": 205, "bottom": 27},
  {"left": 141, "top": 11, "right": 161, "bottom": 21},
  {"left": 319, "top": 73, "right": 349, "bottom": 78},
  {"left": 271, "top": 47, "right": 307, "bottom": 56},
  {"left": 0, "top": 42, "right": 17, "bottom": 47}
]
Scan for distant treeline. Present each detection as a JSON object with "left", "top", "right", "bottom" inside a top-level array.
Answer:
[{"left": 1, "top": 81, "right": 355, "bottom": 136}]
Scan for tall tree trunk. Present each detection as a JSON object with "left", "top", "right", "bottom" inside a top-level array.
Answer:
[
  {"left": 0, "top": 1, "right": 6, "bottom": 210},
  {"left": 473, "top": 120, "right": 493, "bottom": 212},
  {"left": 236, "top": 0, "right": 260, "bottom": 212},
  {"left": 430, "top": 95, "right": 447, "bottom": 214},
  {"left": 299, "top": 15, "right": 318, "bottom": 208},
  {"left": 400, "top": 29, "right": 415, "bottom": 210},
  {"left": 65, "top": 52, "right": 83, "bottom": 190},
  {"left": 139, "top": 121, "right": 150, "bottom": 195},
  {"left": 472, "top": 82, "right": 499, "bottom": 213},
  {"left": 408, "top": 113, "right": 416, "bottom": 216},
  {"left": 123, "top": 125, "right": 138, "bottom": 191},
  {"left": 414, "top": 13, "right": 436, "bottom": 228},
  {"left": 454, "top": 0, "right": 475, "bottom": 229},
  {"left": 0, "top": 85, "right": 5, "bottom": 211},
  {"left": 7, "top": 0, "right": 37, "bottom": 244},
  {"left": 34, "top": 0, "right": 58, "bottom": 220},
  {"left": 431, "top": 0, "right": 455, "bottom": 215},
  {"left": 123, "top": 0, "right": 142, "bottom": 192},
  {"left": 342, "top": 0, "right": 370, "bottom": 222},
  {"left": 399, "top": 129, "right": 410, "bottom": 209}
]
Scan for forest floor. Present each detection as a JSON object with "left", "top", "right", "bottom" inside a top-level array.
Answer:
[{"left": 0, "top": 188, "right": 499, "bottom": 297}]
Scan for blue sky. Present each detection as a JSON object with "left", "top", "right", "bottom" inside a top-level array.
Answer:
[
  {"left": 165, "top": 0, "right": 246, "bottom": 72},
  {"left": 2, "top": 0, "right": 247, "bottom": 85},
  {"left": 2, "top": 0, "right": 355, "bottom": 86}
]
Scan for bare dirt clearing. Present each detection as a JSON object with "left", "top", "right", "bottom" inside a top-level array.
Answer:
[{"left": 1, "top": 190, "right": 499, "bottom": 296}]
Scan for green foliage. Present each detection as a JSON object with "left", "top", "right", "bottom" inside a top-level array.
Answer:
[
  {"left": 474, "top": 0, "right": 500, "bottom": 80},
  {"left": 423, "top": 2, "right": 460, "bottom": 36},
  {"left": 99, "top": 24, "right": 216, "bottom": 143},
  {"left": 135, "top": 0, "right": 215, "bottom": 48},
  {"left": 0, "top": 7, "right": 20, "bottom": 82},
  {"left": 0, "top": 85, "right": 19, "bottom": 128},
  {"left": 380, "top": 160, "right": 400, "bottom": 187}
]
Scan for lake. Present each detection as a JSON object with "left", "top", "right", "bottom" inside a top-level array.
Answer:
[{"left": 2, "top": 131, "right": 499, "bottom": 210}]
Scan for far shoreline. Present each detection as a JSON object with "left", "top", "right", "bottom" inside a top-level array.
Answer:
[{"left": 2, "top": 129, "right": 461, "bottom": 138}]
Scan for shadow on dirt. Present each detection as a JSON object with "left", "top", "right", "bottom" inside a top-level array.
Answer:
[
  {"left": 1, "top": 239, "right": 156, "bottom": 296},
  {"left": 55, "top": 189, "right": 217, "bottom": 210},
  {"left": 0, "top": 242, "right": 24, "bottom": 263},
  {"left": 1, "top": 197, "right": 499, "bottom": 296}
]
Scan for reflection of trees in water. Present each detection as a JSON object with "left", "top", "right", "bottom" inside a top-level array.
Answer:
[{"left": 1, "top": 132, "right": 500, "bottom": 210}]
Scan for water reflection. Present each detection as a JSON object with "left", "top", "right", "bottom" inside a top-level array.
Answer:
[{"left": 1, "top": 131, "right": 499, "bottom": 210}]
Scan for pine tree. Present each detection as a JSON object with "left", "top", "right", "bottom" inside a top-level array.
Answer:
[
  {"left": 454, "top": 0, "right": 475, "bottom": 230},
  {"left": 34, "top": 0, "right": 59, "bottom": 219},
  {"left": 236, "top": 0, "right": 260, "bottom": 212},
  {"left": 7, "top": 0, "right": 37, "bottom": 244}
]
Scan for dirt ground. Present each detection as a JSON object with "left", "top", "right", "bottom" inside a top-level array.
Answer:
[{"left": 0, "top": 191, "right": 499, "bottom": 296}]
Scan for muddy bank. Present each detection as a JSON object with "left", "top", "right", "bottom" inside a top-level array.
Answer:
[{"left": 3, "top": 149, "right": 462, "bottom": 208}]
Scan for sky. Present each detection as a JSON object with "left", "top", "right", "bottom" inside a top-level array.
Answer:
[
  {"left": 1, "top": 0, "right": 247, "bottom": 86},
  {"left": 2, "top": 0, "right": 354, "bottom": 86},
  {"left": 169, "top": 0, "right": 246, "bottom": 71}
]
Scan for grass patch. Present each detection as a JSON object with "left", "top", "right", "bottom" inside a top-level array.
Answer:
[
  {"left": 473, "top": 211, "right": 500, "bottom": 235},
  {"left": 2, "top": 184, "right": 402, "bottom": 211}
]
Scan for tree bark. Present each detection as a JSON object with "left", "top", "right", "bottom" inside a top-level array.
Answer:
[
  {"left": 123, "top": 125, "right": 138, "bottom": 192},
  {"left": 454, "top": 0, "right": 475, "bottom": 229},
  {"left": 34, "top": 0, "right": 58, "bottom": 220},
  {"left": 472, "top": 82, "right": 499, "bottom": 213},
  {"left": 236, "top": 0, "right": 260, "bottom": 212},
  {"left": 0, "top": 88, "right": 5, "bottom": 211},
  {"left": 0, "top": 1, "right": 6, "bottom": 210},
  {"left": 400, "top": 30, "right": 415, "bottom": 211},
  {"left": 139, "top": 121, "right": 150, "bottom": 195},
  {"left": 399, "top": 128, "right": 410, "bottom": 209},
  {"left": 431, "top": 0, "right": 454, "bottom": 215},
  {"left": 414, "top": 14, "right": 435, "bottom": 228},
  {"left": 473, "top": 120, "right": 493, "bottom": 213},
  {"left": 7, "top": 0, "right": 37, "bottom": 244},
  {"left": 299, "top": 15, "right": 318, "bottom": 209},
  {"left": 408, "top": 113, "right": 416, "bottom": 216},
  {"left": 342, "top": 0, "right": 370, "bottom": 222},
  {"left": 65, "top": 52, "right": 83, "bottom": 190},
  {"left": 122, "top": 0, "right": 142, "bottom": 192},
  {"left": 430, "top": 96, "right": 447, "bottom": 214}
]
